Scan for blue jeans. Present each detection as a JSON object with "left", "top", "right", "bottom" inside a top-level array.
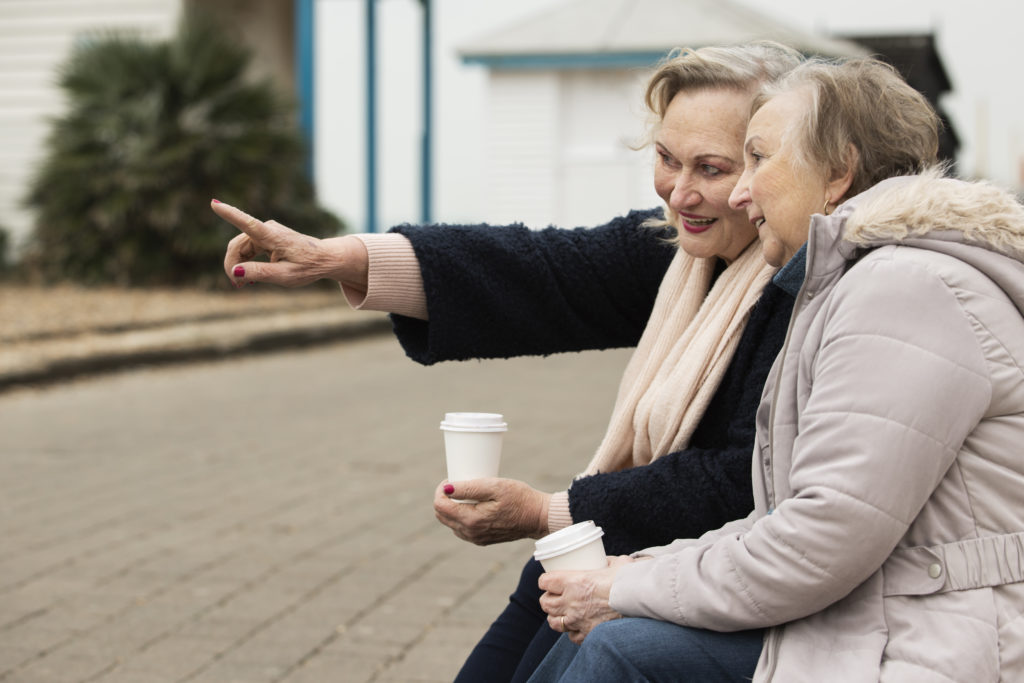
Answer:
[{"left": 526, "top": 618, "right": 764, "bottom": 683}]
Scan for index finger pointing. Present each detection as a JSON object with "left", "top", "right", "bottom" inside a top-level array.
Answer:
[{"left": 210, "top": 200, "right": 274, "bottom": 243}]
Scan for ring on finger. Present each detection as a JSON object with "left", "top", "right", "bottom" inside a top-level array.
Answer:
[{"left": 560, "top": 616, "right": 567, "bottom": 632}]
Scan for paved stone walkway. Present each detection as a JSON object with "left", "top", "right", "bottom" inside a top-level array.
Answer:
[{"left": 0, "top": 334, "right": 631, "bottom": 682}]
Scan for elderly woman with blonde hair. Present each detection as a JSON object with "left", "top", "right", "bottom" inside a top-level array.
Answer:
[
  {"left": 213, "top": 42, "right": 808, "bottom": 682},
  {"left": 531, "top": 57, "right": 1024, "bottom": 682}
]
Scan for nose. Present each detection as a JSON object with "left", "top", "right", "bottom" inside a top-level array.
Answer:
[
  {"left": 729, "top": 171, "right": 751, "bottom": 210},
  {"left": 669, "top": 173, "right": 701, "bottom": 209}
]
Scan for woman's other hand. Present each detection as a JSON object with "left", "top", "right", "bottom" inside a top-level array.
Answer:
[
  {"left": 537, "top": 556, "right": 635, "bottom": 644},
  {"left": 434, "top": 478, "right": 552, "bottom": 545},
  {"left": 212, "top": 200, "right": 368, "bottom": 291}
]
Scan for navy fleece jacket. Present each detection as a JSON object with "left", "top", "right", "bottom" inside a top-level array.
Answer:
[{"left": 390, "top": 210, "right": 793, "bottom": 555}]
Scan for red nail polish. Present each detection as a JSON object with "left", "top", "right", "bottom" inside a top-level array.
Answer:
[
  {"left": 233, "top": 265, "right": 245, "bottom": 277},
  {"left": 443, "top": 484, "right": 455, "bottom": 495},
  {"left": 212, "top": 198, "right": 222, "bottom": 204}
]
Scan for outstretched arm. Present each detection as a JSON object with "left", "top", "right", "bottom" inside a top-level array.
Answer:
[
  {"left": 390, "top": 209, "right": 675, "bottom": 364},
  {"left": 214, "top": 200, "right": 370, "bottom": 292}
]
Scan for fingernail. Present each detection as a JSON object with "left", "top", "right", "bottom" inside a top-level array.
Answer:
[
  {"left": 443, "top": 484, "right": 455, "bottom": 495},
  {"left": 212, "top": 198, "right": 222, "bottom": 204},
  {"left": 233, "top": 265, "right": 245, "bottom": 277}
]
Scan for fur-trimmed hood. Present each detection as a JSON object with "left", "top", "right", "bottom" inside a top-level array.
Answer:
[
  {"left": 834, "top": 169, "right": 1024, "bottom": 316},
  {"left": 843, "top": 169, "right": 1024, "bottom": 259}
]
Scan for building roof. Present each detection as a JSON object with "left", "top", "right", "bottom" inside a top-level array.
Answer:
[
  {"left": 841, "top": 33, "right": 959, "bottom": 161},
  {"left": 459, "top": 0, "right": 868, "bottom": 68},
  {"left": 845, "top": 33, "right": 952, "bottom": 95}
]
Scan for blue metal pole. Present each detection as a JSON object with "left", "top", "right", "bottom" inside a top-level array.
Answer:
[
  {"left": 365, "top": 0, "right": 378, "bottom": 233},
  {"left": 420, "top": 0, "right": 432, "bottom": 223},
  {"left": 295, "top": 0, "right": 315, "bottom": 177}
]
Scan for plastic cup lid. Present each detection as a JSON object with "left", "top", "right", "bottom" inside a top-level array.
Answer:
[
  {"left": 440, "top": 412, "right": 508, "bottom": 432},
  {"left": 533, "top": 520, "right": 605, "bottom": 561}
]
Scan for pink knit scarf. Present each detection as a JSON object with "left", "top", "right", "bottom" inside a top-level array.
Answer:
[{"left": 583, "top": 241, "right": 776, "bottom": 475}]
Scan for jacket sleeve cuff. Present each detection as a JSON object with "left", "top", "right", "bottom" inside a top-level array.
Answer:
[
  {"left": 341, "top": 233, "right": 428, "bottom": 320},
  {"left": 608, "top": 556, "right": 672, "bottom": 620},
  {"left": 610, "top": 511, "right": 762, "bottom": 621},
  {"left": 547, "top": 490, "right": 573, "bottom": 534}
]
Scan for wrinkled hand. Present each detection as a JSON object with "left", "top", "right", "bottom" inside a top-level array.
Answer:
[
  {"left": 434, "top": 478, "right": 552, "bottom": 545},
  {"left": 538, "top": 556, "right": 635, "bottom": 644},
  {"left": 212, "top": 200, "right": 367, "bottom": 290}
]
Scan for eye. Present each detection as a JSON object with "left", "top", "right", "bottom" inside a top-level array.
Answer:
[
  {"left": 700, "top": 164, "right": 723, "bottom": 177},
  {"left": 658, "top": 150, "right": 680, "bottom": 169},
  {"left": 749, "top": 150, "right": 766, "bottom": 166}
]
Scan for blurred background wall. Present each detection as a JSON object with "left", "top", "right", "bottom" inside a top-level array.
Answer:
[{"left": 0, "top": 0, "right": 1015, "bottom": 258}]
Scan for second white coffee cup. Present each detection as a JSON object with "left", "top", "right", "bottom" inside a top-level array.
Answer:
[
  {"left": 440, "top": 412, "right": 507, "bottom": 503},
  {"left": 533, "top": 520, "right": 607, "bottom": 572}
]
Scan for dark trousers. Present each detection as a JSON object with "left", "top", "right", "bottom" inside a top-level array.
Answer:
[{"left": 454, "top": 557, "right": 561, "bottom": 683}]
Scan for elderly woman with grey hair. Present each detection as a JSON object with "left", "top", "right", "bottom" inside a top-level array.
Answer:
[{"left": 531, "top": 57, "right": 1024, "bottom": 682}]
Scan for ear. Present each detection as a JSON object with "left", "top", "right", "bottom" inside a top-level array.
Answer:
[{"left": 826, "top": 143, "right": 858, "bottom": 203}]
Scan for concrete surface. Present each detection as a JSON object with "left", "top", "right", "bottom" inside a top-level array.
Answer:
[
  {"left": 0, "top": 288, "right": 391, "bottom": 391},
  {"left": 0, "top": 296, "right": 632, "bottom": 682}
]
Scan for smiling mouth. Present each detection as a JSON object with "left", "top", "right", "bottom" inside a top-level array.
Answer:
[
  {"left": 753, "top": 217, "right": 766, "bottom": 229},
  {"left": 682, "top": 216, "right": 715, "bottom": 227}
]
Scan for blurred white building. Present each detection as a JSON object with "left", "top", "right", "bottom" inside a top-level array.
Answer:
[
  {"left": 452, "top": 0, "right": 865, "bottom": 230},
  {"left": 0, "top": 0, "right": 870, "bottom": 258}
]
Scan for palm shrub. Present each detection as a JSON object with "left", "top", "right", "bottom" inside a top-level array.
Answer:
[{"left": 23, "top": 10, "right": 343, "bottom": 287}]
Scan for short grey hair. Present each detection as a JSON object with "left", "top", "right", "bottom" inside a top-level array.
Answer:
[{"left": 753, "top": 57, "right": 940, "bottom": 201}]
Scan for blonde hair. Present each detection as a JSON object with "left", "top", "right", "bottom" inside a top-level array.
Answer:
[
  {"left": 642, "top": 42, "right": 804, "bottom": 235},
  {"left": 754, "top": 58, "right": 940, "bottom": 200},
  {"left": 644, "top": 42, "right": 804, "bottom": 127}
]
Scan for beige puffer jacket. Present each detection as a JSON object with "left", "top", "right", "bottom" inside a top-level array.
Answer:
[{"left": 610, "top": 173, "right": 1024, "bottom": 681}]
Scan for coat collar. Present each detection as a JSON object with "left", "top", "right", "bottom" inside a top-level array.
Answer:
[
  {"left": 801, "top": 172, "right": 1024, "bottom": 317},
  {"left": 772, "top": 243, "right": 806, "bottom": 297}
]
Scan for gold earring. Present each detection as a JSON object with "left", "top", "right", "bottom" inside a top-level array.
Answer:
[{"left": 822, "top": 199, "right": 831, "bottom": 216}]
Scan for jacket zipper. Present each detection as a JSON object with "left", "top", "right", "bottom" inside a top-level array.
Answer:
[
  {"left": 760, "top": 248, "right": 816, "bottom": 681},
  {"left": 765, "top": 270, "right": 813, "bottom": 510}
]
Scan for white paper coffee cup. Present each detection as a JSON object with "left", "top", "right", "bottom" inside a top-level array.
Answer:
[
  {"left": 533, "top": 520, "right": 607, "bottom": 572},
  {"left": 440, "top": 412, "right": 507, "bottom": 503}
]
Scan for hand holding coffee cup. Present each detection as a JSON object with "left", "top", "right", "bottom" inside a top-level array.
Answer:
[
  {"left": 534, "top": 524, "right": 619, "bottom": 643},
  {"left": 440, "top": 412, "right": 507, "bottom": 503},
  {"left": 434, "top": 477, "right": 552, "bottom": 545}
]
